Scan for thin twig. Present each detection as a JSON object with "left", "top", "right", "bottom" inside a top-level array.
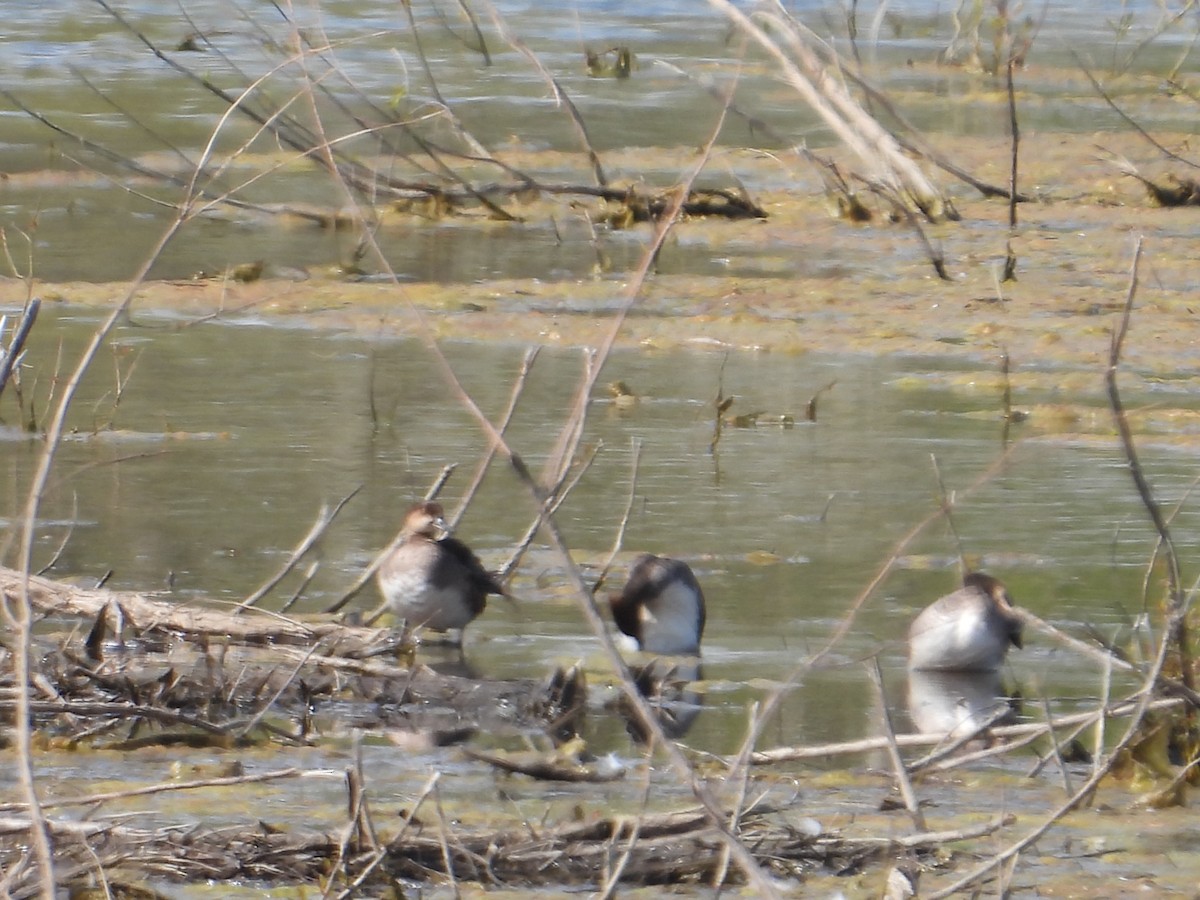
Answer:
[
  {"left": 868, "top": 658, "right": 926, "bottom": 832},
  {"left": 447, "top": 348, "right": 539, "bottom": 533},
  {"left": 1003, "top": 58, "right": 1020, "bottom": 282},
  {"left": 0, "top": 768, "right": 303, "bottom": 813},
  {"left": 591, "top": 439, "right": 643, "bottom": 597},
  {"left": 747, "top": 695, "right": 1183, "bottom": 766},
  {"left": 237, "top": 486, "right": 362, "bottom": 612},
  {"left": 593, "top": 756, "right": 654, "bottom": 900},
  {"left": 1106, "top": 237, "right": 1193, "bottom": 693},
  {"left": 929, "top": 453, "right": 966, "bottom": 577}
]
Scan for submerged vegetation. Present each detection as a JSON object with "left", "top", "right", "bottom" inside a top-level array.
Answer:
[{"left": 5, "top": 0, "right": 1200, "bottom": 896}]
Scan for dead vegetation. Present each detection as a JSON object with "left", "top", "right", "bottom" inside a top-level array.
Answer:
[
  {"left": 6, "top": 2, "right": 1200, "bottom": 897},
  {"left": 0, "top": 562, "right": 1140, "bottom": 896}
]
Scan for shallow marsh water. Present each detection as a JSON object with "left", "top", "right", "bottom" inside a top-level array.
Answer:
[
  {"left": 5, "top": 309, "right": 1200, "bottom": 894},
  {"left": 1, "top": 309, "right": 1186, "bottom": 745},
  {"left": 3, "top": 0, "right": 1199, "bottom": 284},
  {"left": 4, "top": 0, "right": 1200, "bottom": 894}
]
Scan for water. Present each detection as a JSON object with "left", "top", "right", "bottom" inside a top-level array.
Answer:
[
  {"left": 2, "top": 1, "right": 1196, "bottom": 281},
  {"left": 0, "top": 308, "right": 1181, "bottom": 757},
  {"left": 1, "top": 6, "right": 1197, "bottom": 890}
]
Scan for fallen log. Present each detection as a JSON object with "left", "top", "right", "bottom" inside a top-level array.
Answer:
[{"left": 1, "top": 565, "right": 384, "bottom": 652}]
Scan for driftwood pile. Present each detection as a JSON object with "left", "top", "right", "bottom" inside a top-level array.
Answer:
[
  {"left": 0, "top": 564, "right": 1186, "bottom": 897},
  {"left": 0, "top": 791, "right": 1007, "bottom": 896},
  {"left": 0, "top": 567, "right": 577, "bottom": 748},
  {"left": 0, "top": 566, "right": 1009, "bottom": 896}
]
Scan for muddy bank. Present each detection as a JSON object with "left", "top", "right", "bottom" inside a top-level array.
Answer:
[{"left": 6, "top": 132, "right": 1200, "bottom": 379}]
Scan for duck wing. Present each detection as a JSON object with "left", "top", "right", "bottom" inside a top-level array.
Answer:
[{"left": 437, "top": 536, "right": 506, "bottom": 596}]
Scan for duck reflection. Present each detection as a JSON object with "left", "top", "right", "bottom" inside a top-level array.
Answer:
[
  {"left": 907, "top": 668, "right": 1017, "bottom": 742},
  {"left": 620, "top": 658, "right": 705, "bottom": 743}
]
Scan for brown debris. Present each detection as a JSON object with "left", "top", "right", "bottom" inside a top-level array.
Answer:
[{"left": 0, "top": 805, "right": 1009, "bottom": 892}]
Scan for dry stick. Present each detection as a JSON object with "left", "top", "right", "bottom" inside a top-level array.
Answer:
[
  {"left": 481, "top": 0, "right": 607, "bottom": 187},
  {"left": 787, "top": 16, "right": 1021, "bottom": 200},
  {"left": 906, "top": 704, "right": 1016, "bottom": 774},
  {"left": 4, "top": 55, "right": 300, "bottom": 892},
  {"left": 868, "top": 658, "right": 927, "bottom": 833},
  {"left": 1002, "top": 58, "right": 1019, "bottom": 282},
  {"left": 235, "top": 640, "right": 328, "bottom": 740},
  {"left": 33, "top": 493, "right": 78, "bottom": 577},
  {"left": 285, "top": 7, "right": 510, "bottom": 211},
  {"left": 77, "top": 840, "right": 113, "bottom": 900},
  {"left": 709, "top": 353, "right": 731, "bottom": 455},
  {"left": 324, "top": 465, "right": 455, "bottom": 615},
  {"left": 1140, "top": 479, "right": 1200, "bottom": 627},
  {"left": 499, "top": 142, "right": 782, "bottom": 900},
  {"left": 0, "top": 298, "right": 38, "bottom": 400},
  {"left": 1113, "top": 0, "right": 1200, "bottom": 80},
  {"left": 399, "top": 0, "right": 490, "bottom": 158},
  {"left": 433, "top": 780, "right": 463, "bottom": 900},
  {"left": 324, "top": 765, "right": 363, "bottom": 898},
  {"left": 0, "top": 768, "right": 302, "bottom": 814},
  {"left": 1023, "top": 611, "right": 1131, "bottom": 674},
  {"left": 933, "top": 724, "right": 1055, "bottom": 774},
  {"left": 594, "top": 750, "right": 656, "bottom": 900},
  {"left": 929, "top": 453, "right": 967, "bottom": 576},
  {"left": 446, "top": 347, "right": 540, "bottom": 533},
  {"left": 1075, "top": 53, "right": 1200, "bottom": 171},
  {"left": 237, "top": 486, "right": 363, "bottom": 612},
  {"left": 331, "top": 771, "right": 442, "bottom": 900},
  {"left": 1106, "top": 238, "right": 1193, "bottom": 693},
  {"left": 279, "top": 560, "right": 320, "bottom": 614},
  {"left": 861, "top": 178, "right": 950, "bottom": 280},
  {"left": 95, "top": 1, "right": 432, "bottom": 211},
  {"left": 711, "top": 701, "right": 760, "bottom": 890},
  {"left": 924, "top": 693, "right": 1162, "bottom": 899},
  {"left": 0, "top": 89, "right": 304, "bottom": 224},
  {"left": 430, "top": 0, "right": 492, "bottom": 64},
  {"left": 1000, "top": 346, "right": 1016, "bottom": 447},
  {"left": 1038, "top": 695, "right": 1075, "bottom": 796},
  {"left": 1094, "top": 646, "right": 1114, "bottom": 781},
  {"left": 351, "top": 738, "right": 379, "bottom": 852},
  {"left": 96, "top": 8, "right": 394, "bottom": 223},
  {"left": 494, "top": 441, "right": 603, "bottom": 583},
  {"left": 714, "top": 0, "right": 945, "bottom": 217},
  {"left": 590, "top": 438, "right": 643, "bottom": 598},
  {"left": 746, "top": 694, "right": 1181, "bottom": 766},
  {"left": 6, "top": 212, "right": 194, "bottom": 900},
  {"left": 67, "top": 64, "right": 194, "bottom": 170},
  {"left": 1026, "top": 708, "right": 1099, "bottom": 782},
  {"left": 0, "top": 698, "right": 228, "bottom": 736}
]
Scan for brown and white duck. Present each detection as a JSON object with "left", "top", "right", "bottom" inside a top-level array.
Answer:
[
  {"left": 375, "top": 501, "right": 505, "bottom": 640},
  {"left": 609, "top": 554, "right": 706, "bottom": 656},
  {"left": 907, "top": 572, "right": 1023, "bottom": 672}
]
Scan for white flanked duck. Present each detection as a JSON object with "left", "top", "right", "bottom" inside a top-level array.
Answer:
[
  {"left": 375, "top": 501, "right": 505, "bottom": 640},
  {"left": 609, "top": 554, "right": 706, "bottom": 656},
  {"left": 908, "top": 572, "right": 1023, "bottom": 672}
]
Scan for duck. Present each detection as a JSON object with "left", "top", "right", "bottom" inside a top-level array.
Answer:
[
  {"left": 609, "top": 554, "right": 706, "bottom": 655},
  {"left": 907, "top": 571, "right": 1023, "bottom": 672},
  {"left": 375, "top": 500, "right": 505, "bottom": 640}
]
